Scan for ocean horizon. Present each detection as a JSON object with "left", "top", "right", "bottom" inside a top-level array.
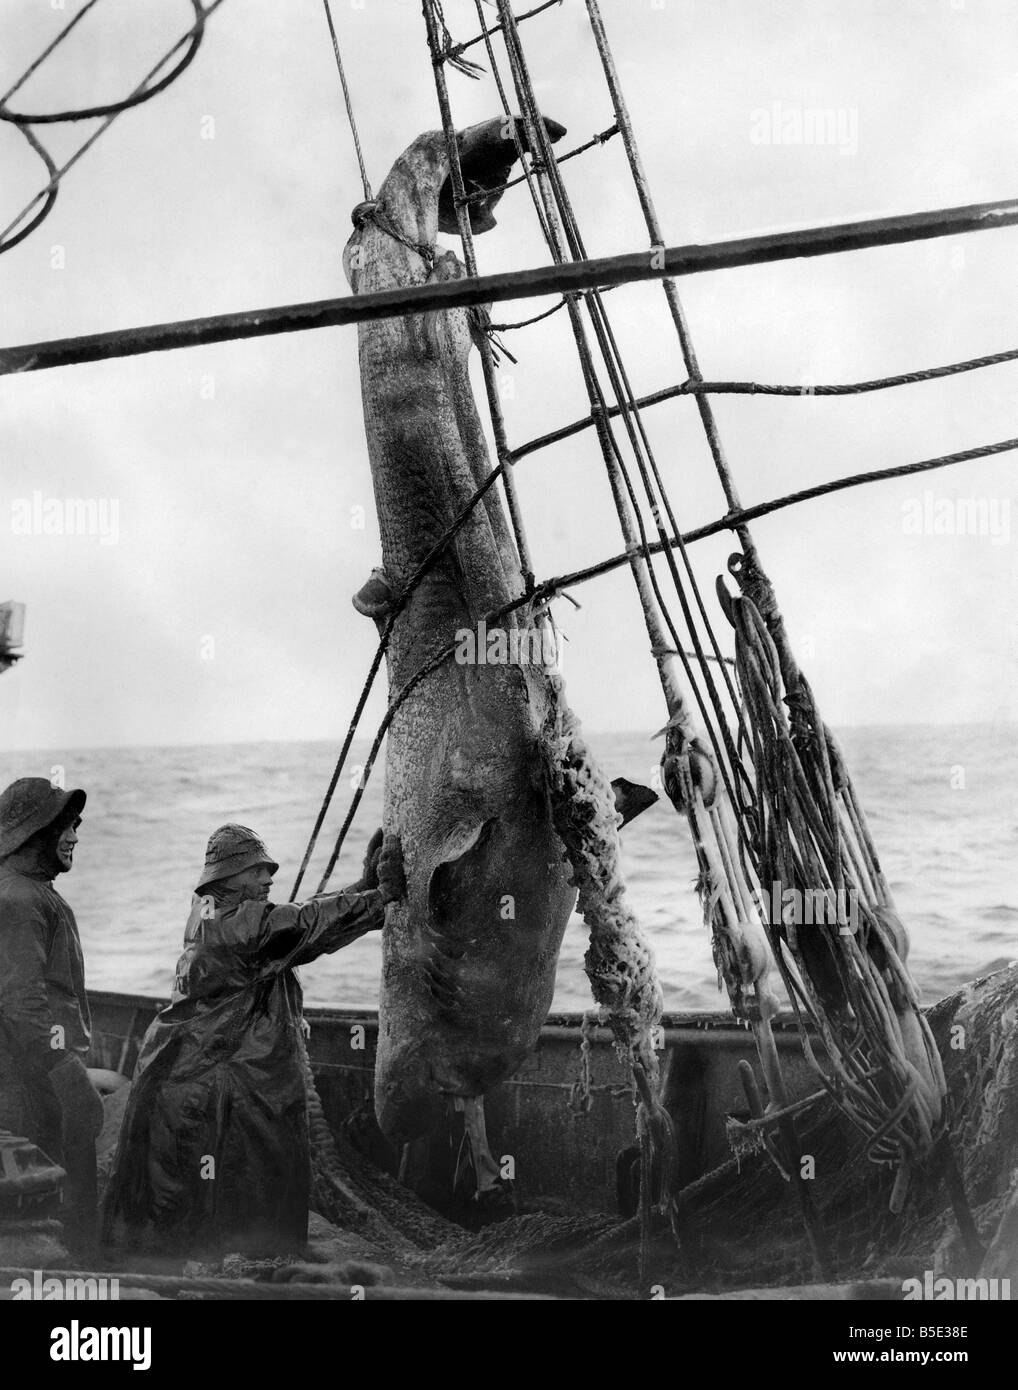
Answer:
[{"left": 0, "top": 723, "right": 1014, "bottom": 1015}]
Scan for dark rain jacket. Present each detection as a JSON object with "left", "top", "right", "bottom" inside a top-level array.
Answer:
[
  {"left": 102, "top": 885, "right": 385, "bottom": 1258},
  {"left": 0, "top": 856, "right": 92, "bottom": 1159}
]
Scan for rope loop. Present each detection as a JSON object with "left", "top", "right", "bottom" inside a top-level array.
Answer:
[{"left": 361, "top": 204, "right": 435, "bottom": 268}]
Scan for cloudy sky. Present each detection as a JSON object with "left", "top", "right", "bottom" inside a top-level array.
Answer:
[{"left": 1, "top": 0, "right": 1016, "bottom": 750}]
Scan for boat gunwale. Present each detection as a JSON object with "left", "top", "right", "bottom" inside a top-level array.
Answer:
[{"left": 86, "top": 988, "right": 808, "bottom": 1042}]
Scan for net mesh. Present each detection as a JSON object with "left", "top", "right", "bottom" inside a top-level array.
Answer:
[{"left": 299, "top": 963, "right": 1018, "bottom": 1296}]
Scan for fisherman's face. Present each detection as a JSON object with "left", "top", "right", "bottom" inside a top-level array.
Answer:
[
  {"left": 223, "top": 862, "right": 274, "bottom": 903},
  {"left": 53, "top": 817, "right": 80, "bottom": 873}
]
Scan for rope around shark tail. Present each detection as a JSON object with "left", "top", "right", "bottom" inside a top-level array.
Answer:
[{"left": 541, "top": 672, "right": 678, "bottom": 1250}]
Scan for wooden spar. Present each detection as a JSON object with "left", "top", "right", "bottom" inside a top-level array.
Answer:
[{"left": 2, "top": 194, "right": 1018, "bottom": 376}]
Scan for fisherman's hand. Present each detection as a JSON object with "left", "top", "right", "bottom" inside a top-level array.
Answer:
[
  {"left": 377, "top": 833, "right": 406, "bottom": 905},
  {"left": 355, "top": 828, "right": 384, "bottom": 892},
  {"left": 49, "top": 1054, "right": 104, "bottom": 1142}
]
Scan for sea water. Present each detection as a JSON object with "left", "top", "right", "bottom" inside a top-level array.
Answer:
[{"left": 0, "top": 724, "right": 1014, "bottom": 1014}]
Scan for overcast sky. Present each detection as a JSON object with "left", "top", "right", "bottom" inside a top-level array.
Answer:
[{"left": 1, "top": 0, "right": 1016, "bottom": 750}]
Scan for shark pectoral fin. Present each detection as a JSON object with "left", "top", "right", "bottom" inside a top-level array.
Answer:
[
  {"left": 427, "top": 817, "right": 497, "bottom": 922},
  {"left": 352, "top": 567, "right": 394, "bottom": 621},
  {"left": 610, "top": 777, "right": 659, "bottom": 828}
]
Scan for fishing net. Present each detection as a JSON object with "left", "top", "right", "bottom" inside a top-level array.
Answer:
[
  {"left": 292, "top": 962, "right": 1018, "bottom": 1298},
  {"left": 723, "top": 564, "right": 946, "bottom": 1195}
]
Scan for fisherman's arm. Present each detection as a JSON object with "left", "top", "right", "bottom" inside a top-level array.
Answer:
[{"left": 259, "top": 832, "right": 405, "bottom": 968}]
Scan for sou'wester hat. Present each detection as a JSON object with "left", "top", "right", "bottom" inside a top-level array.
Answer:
[
  {"left": 0, "top": 778, "right": 86, "bottom": 861},
  {"left": 197, "top": 824, "right": 279, "bottom": 890}
]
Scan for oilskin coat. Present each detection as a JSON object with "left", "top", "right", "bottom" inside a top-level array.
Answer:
[
  {"left": 103, "top": 885, "right": 384, "bottom": 1257},
  {"left": 0, "top": 854, "right": 92, "bottom": 1158}
]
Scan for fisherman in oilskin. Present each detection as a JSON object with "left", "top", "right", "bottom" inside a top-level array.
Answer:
[
  {"left": 103, "top": 822, "right": 405, "bottom": 1259},
  {"left": 0, "top": 777, "right": 104, "bottom": 1261}
]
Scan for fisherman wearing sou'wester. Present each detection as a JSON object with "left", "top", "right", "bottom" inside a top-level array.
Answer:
[
  {"left": 103, "top": 822, "right": 404, "bottom": 1258},
  {"left": 0, "top": 777, "right": 104, "bottom": 1260}
]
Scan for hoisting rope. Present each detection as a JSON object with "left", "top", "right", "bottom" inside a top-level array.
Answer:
[
  {"left": 289, "top": 460, "right": 508, "bottom": 900},
  {"left": 422, "top": 0, "right": 543, "bottom": 594},
  {"left": 322, "top": 0, "right": 373, "bottom": 203}
]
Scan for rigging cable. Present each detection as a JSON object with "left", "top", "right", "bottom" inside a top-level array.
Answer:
[
  {"left": 0, "top": 0, "right": 208, "bottom": 125},
  {"left": 486, "top": 0, "right": 756, "bottom": 826},
  {"left": 580, "top": 0, "right": 950, "bottom": 1216},
  {"left": 0, "top": 0, "right": 227, "bottom": 254},
  {"left": 0, "top": 0, "right": 104, "bottom": 107},
  {"left": 322, "top": 0, "right": 373, "bottom": 203},
  {"left": 526, "top": 432, "right": 1018, "bottom": 595},
  {"left": 515, "top": 344, "right": 1018, "bottom": 457},
  {"left": 422, "top": 0, "right": 542, "bottom": 591}
]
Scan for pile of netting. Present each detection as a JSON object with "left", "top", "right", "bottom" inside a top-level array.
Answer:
[{"left": 298, "top": 964, "right": 1018, "bottom": 1298}]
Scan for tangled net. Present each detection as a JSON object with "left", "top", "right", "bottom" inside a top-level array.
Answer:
[
  {"left": 300, "top": 965, "right": 1018, "bottom": 1297},
  {"left": 725, "top": 557, "right": 946, "bottom": 1202}
]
